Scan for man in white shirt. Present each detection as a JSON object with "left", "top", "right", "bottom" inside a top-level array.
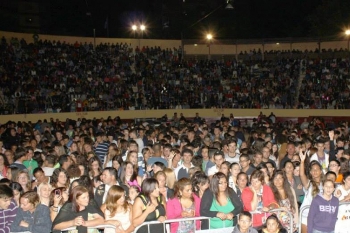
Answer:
[
  {"left": 224, "top": 139, "right": 240, "bottom": 163},
  {"left": 174, "top": 149, "right": 194, "bottom": 180},
  {"left": 207, "top": 150, "right": 225, "bottom": 178},
  {"left": 94, "top": 167, "right": 119, "bottom": 206}
]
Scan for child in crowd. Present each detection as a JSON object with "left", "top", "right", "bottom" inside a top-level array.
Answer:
[
  {"left": 232, "top": 211, "right": 258, "bottom": 233},
  {"left": 307, "top": 179, "right": 339, "bottom": 233},
  {"left": 258, "top": 214, "right": 287, "bottom": 233},
  {"left": 128, "top": 185, "right": 140, "bottom": 204}
]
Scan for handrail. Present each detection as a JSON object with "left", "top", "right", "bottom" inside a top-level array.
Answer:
[
  {"left": 269, "top": 208, "right": 294, "bottom": 233},
  {"left": 60, "top": 224, "right": 116, "bottom": 232},
  {"left": 250, "top": 208, "right": 294, "bottom": 233},
  {"left": 133, "top": 216, "right": 211, "bottom": 233},
  {"left": 298, "top": 202, "right": 350, "bottom": 233}
]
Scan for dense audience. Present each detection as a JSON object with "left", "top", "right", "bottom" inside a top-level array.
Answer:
[
  {"left": 0, "top": 113, "right": 349, "bottom": 233},
  {"left": 1, "top": 36, "right": 350, "bottom": 115}
]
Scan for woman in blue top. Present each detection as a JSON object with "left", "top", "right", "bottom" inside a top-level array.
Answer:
[{"left": 200, "top": 172, "right": 242, "bottom": 229}]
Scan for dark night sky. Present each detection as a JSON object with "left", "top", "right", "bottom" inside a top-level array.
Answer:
[{"left": 0, "top": 0, "right": 350, "bottom": 40}]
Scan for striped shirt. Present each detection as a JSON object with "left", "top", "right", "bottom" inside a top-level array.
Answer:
[
  {"left": 0, "top": 199, "right": 18, "bottom": 233},
  {"left": 94, "top": 141, "right": 109, "bottom": 163}
]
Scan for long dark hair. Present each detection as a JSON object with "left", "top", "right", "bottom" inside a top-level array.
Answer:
[
  {"left": 119, "top": 161, "right": 138, "bottom": 185},
  {"left": 270, "top": 170, "right": 296, "bottom": 213},
  {"left": 140, "top": 178, "right": 159, "bottom": 203},
  {"left": 210, "top": 172, "right": 229, "bottom": 202},
  {"left": 191, "top": 171, "right": 209, "bottom": 196}
]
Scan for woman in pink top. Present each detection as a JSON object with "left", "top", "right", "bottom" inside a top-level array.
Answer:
[
  {"left": 241, "top": 170, "right": 278, "bottom": 227},
  {"left": 166, "top": 178, "right": 201, "bottom": 233}
]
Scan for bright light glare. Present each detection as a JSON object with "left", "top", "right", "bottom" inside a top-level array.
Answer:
[
  {"left": 132, "top": 25, "right": 137, "bottom": 31},
  {"left": 140, "top": 25, "right": 146, "bottom": 31},
  {"left": 206, "top": 34, "right": 213, "bottom": 40},
  {"left": 346, "top": 30, "right": 350, "bottom": 36}
]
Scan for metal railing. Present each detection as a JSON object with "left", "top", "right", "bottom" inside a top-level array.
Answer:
[
  {"left": 298, "top": 202, "right": 350, "bottom": 233},
  {"left": 60, "top": 224, "right": 116, "bottom": 232},
  {"left": 133, "top": 216, "right": 211, "bottom": 233},
  {"left": 251, "top": 208, "right": 294, "bottom": 233}
]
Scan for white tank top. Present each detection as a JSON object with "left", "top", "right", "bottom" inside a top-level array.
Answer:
[{"left": 104, "top": 208, "right": 131, "bottom": 233}]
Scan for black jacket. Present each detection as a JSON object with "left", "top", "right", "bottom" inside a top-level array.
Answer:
[{"left": 200, "top": 187, "right": 243, "bottom": 229}]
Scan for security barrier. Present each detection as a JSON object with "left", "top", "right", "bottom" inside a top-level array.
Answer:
[
  {"left": 133, "top": 216, "right": 211, "bottom": 233},
  {"left": 60, "top": 224, "right": 116, "bottom": 232},
  {"left": 298, "top": 202, "right": 350, "bottom": 233},
  {"left": 251, "top": 208, "right": 294, "bottom": 233}
]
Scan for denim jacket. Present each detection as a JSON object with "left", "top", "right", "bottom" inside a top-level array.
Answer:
[{"left": 10, "top": 204, "right": 52, "bottom": 233}]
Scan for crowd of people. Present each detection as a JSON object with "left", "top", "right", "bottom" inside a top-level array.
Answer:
[
  {"left": 0, "top": 112, "right": 348, "bottom": 233},
  {"left": 1, "top": 36, "right": 350, "bottom": 114}
]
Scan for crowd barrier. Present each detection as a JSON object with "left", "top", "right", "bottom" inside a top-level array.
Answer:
[
  {"left": 60, "top": 224, "right": 116, "bottom": 232},
  {"left": 251, "top": 208, "right": 294, "bottom": 233},
  {"left": 299, "top": 202, "right": 350, "bottom": 233},
  {"left": 132, "top": 209, "right": 293, "bottom": 233},
  {"left": 134, "top": 216, "right": 212, "bottom": 233}
]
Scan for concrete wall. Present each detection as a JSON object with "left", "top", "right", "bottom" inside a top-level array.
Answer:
[
  {"left": 1, "top": 109, "right": 350, "bottom": 123},
  {"left": 2, "top": 31, "right": 348, "bottom": 55}
]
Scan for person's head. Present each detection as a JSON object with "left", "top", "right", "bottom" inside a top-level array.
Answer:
[
  {"left": 239, "top": 154, "right": 250, "bottom": 169},
  {"left": 70, "top": 185, "right": 90, "bottom": 212},
  {"left": 154, "top": 171, "right": 166, "bottom": 188},
  {"left": 250, "top": 170, "right": 265, "bottom": 191},
  {"left": 293, "top": 161, "right": 300, "bottom": 176},
  {"left": 0, "top": 184, "right": 14, "bottom": 209},
  {"left": 140, "top": 178, "right": 159, "bottom": 201},
  {"left": 50, "top": 187, "right": 68, "bottom": 206},
  {"left": 323, "top": 179, "right": 336, "bottom": 197},
  {"left": 229, "top": 162, "right": 241, "bottom": 177},
  {"left": 282, "top": 160, "right": 294, "bottom": 175},
  {"left": 51, "top": 168, "right": 69, "bottom": 188},
  {"left": 88, "top": 156, "right": 102, "bottom": 176},
  {"left": 9, "top": 182, "right": 23, "bottom": 203},
  {"left": 265, "top": 161, "right": 275, "bottom": 176},
  {"left": 174, "top": 178, "right": 193, "bottom": 200},
  {"left": 20, "top": 191, "right": 40, "bottom": 212},
  {"left": 210, "top": 172, "right": 228, "bottom": 198},
  {"left": 152, "top": 162, "right": 165, "bottom": 173},
  {"left": 343, "top": 171, "right": 350, "bottom": 188},
  {"left": 0, "top": 153, "right": 9, "bottom": 167},
  {"left": 253, "top": 151, "right": 263, "bottom": 165},
  {"left": 142, "top": 147, "right": 152, "bottom": 162},
  {"left": 191, "top": 171, "right": 209, "bottom": 195},
  {"left": 238, "top": 211, "right": 253, "bottom": 232},
  {"left": 325, "top": 171, "right": 336, "bottom": 182},
  {"left": 328, "top": 160, "right": 341, "bottom": 175},
  {"left": 213, "top": 150, "right": 225, "bottom": 168},
  {"left": 129, "top": 185, "right": 140, "bottom": 202},
  {"left": 127, "top": 140, "right": 139, "bottom": 153},
  {"left": 181, "top": 148, "right": 194, "bottom": 165},
  {"left": 16, "top": 170, "right": 31, "bottom": 191},
  {"left": 37, "top": 182, "right": 52, "bottom": 199},
  {"left": 264, "top": 214, "right": 283, "bottom": 233},
  {"left": 308, "top": 161, "right": 323, "bottom": 181},
  {"left": 286, "top": 143, "right": 295, "bottom": 156},
  {"left": 219, "top": 161, "right": 231, "bottom": 177},
  {"left": 163, "top": 168, "right": 176, "bottom": 189},
  {"left": 101, "top": 167, "right": 118, "bottom": 186},
  {"left": 105, "top": 185, "right": 128, "bottom": 217},
  {"left": 33, "top": 167, "right": 46, "bottom": 183},
  {"left": 237, "top": 172, "right": 248, "bottom": 189}
]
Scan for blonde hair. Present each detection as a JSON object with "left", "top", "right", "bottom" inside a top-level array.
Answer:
[
  {"left": 164, "top": 168, "right": 176, "bottom": 189},
  {"left": 37, "top": 182, "right": 52, "bottom": 196}
]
